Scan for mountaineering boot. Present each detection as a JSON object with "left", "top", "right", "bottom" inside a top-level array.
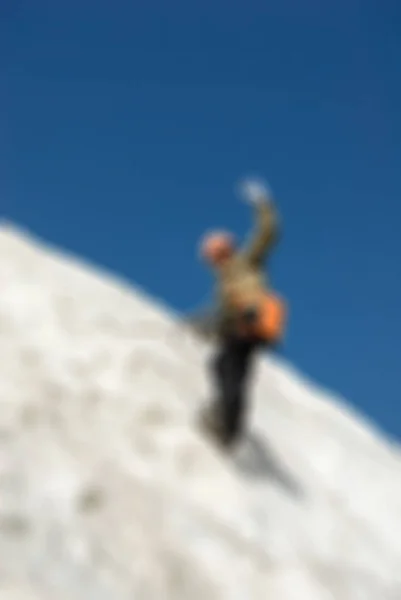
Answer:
[{"left": 198, "top": 402, "right": 237, "bottom": 451}]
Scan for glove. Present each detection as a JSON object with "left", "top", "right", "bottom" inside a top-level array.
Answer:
[{"left": 239, "top": 177, "right": 273, "bottom": 205}]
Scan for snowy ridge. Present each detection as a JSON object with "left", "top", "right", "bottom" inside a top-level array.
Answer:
[{"left": 0, "top": 222, "right": 400, "bottom": 600}]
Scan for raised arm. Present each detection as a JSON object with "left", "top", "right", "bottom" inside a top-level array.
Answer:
[{"left": 240, "top": 179, "right": 280, "bottom": 264}]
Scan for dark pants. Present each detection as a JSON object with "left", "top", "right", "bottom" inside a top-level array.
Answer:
[{"left": 210, "top": 333, "right": 262, "bottom": 446}]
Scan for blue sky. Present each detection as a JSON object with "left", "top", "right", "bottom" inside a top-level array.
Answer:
[{"left": 2, "top": 1, "right": 400, "bottom": 440}]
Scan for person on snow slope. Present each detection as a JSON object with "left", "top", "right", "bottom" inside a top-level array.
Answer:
[{"left": 198, "top": 179, "right": 287, "bottom": 449}]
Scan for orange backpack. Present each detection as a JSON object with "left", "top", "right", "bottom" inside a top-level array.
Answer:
[{"left": 235, "top": 292, "right": 288, "bottom": 343}]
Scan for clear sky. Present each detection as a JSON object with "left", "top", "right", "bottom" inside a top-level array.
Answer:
[{"left": 2, "top": 1, "right": 400, "bottom": 440}]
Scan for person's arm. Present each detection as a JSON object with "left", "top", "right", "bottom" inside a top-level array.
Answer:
[
  {"left": 240, "top": 180, "right": 280, "bottom": 264},
  {"left": 183, "top": 302, "right": 222, "bottom": 340}
]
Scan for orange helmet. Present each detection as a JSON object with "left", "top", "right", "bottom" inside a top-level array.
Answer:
[{"left": 199, "top": 230, "right": 235, "bottom": 264}]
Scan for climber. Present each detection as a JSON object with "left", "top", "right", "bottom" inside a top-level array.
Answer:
[{"left": 198, "top": 179, "right": 287, "bottom": 449}]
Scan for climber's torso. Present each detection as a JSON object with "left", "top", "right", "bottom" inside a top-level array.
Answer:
[
  {"left": 215, "top": 253, "right": 270, "bottom": 313},
  {"left": 213, "top": 254, "right": 286, "bottom": 343}
]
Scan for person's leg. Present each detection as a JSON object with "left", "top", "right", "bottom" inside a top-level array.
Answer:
[{"left": 211, "top": 335, "right": 257, "bottom": 446}]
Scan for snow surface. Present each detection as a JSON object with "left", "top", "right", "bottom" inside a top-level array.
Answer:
[{"left": 0, "top": 222, "right": 400, "bottom": 600}]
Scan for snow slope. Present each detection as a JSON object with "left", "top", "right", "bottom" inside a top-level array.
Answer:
[{"left": 0, "top": 223, "right": 400, "bottom": 600}]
